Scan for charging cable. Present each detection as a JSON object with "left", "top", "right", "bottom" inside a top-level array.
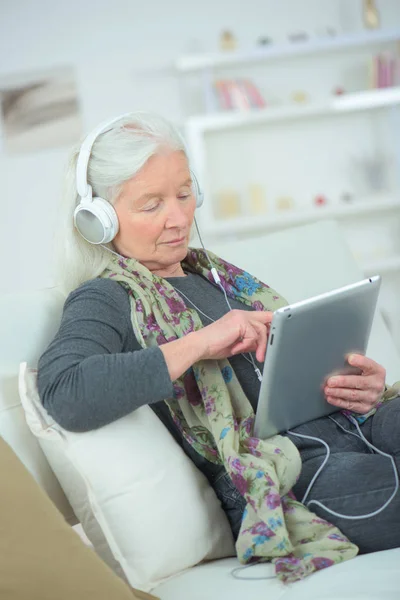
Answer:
[
  {"left": 231, "top": 561, "right": 275, "bottom": 580},
  {"left": 188, "top": 218, "right": 263, "bottom": 382},
  {"left": 104, "top": 228, "right": 397, "bottom": 573},
  {"left": 287, "top": 418, "right": 399, "bottom": 520},
  {"left": 230, "top": 417, "right": 399, "bottom": 581}
]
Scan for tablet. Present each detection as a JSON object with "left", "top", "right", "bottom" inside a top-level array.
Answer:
[{"left": 254, "top": 276, "right": 381, "bottom": 439}]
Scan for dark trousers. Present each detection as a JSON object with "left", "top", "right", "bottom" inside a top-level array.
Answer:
[{"left": 209, "top": 397, "right": 400, "bottom": 553}]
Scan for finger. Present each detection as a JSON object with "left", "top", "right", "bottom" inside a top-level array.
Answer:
[
  {"left": 326, "top": 374, "right": 374, "bottom": 391},
  {"left": 325, "top": 387, "right": 379, "bottom": 414},
  {"left": 325, "top": 394, "right": 375, "bottom": 414},
  {"left": 325, "top": 385, "right": 376, "bottom": 403},
  {"left": 230, "top": 340, "right": 257, "bottom": 356},
  {"left": 229, "top": 336, "right": 256, "bottom": 356},
  {"left": 252, "top": 321, "right": 268, "bottom": 362},
  {"left": 230, "top": 323, "right": 260, "bottom": 356},
  {"left": 250, "top": 311, "right": 274, "bottom": 325},
  {"left": 346, "top": 353, "right": 386, "bottom": 377}
]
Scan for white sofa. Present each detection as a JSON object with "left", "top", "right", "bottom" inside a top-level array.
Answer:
[{"left": 1, "top": 220, "right": 400, "bottom": 599}]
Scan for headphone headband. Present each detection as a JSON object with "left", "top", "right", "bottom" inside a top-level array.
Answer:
[{"left": 76, "top": 113, "right": 133, "bottom": 200}]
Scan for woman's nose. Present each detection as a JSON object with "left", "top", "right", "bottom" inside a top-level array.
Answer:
[{"left": 165, "top": 199, "right": 190, "bottom": 228}]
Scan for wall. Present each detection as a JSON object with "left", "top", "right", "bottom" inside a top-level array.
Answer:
[{"left": 1, "top": 0, "right": 400, "bottom": 294}]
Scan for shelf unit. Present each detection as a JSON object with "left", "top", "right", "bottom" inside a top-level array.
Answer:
[
  {"left": 185, "top": 84, "right": 400, "bottom": 245},
  {"left": 186, "top": 86, "right": 400, "bottom": 134},
  {"left": 201, "top": 195, "right": 400, "bottom": 238},
  {"left": 176, "top": 28, "right": 400, "bottom": 73},
  {"left": 179, "top": 29, "right": 400, "bottom": 347},
  {"left": 181, "top": 31, "right": 400, "bottom": 228}
]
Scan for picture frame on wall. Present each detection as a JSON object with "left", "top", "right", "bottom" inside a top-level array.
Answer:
[{"left": 0, "top": 65, "right": 82, "bottom": 154}]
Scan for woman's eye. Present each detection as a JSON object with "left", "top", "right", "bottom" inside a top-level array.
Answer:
[{"left": 143, "top": 204, "right": 159, "bottom": 212}]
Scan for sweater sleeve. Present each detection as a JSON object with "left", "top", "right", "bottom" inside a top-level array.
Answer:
[{"left": 37, "top": 279, "right": 174, "bottom": 433}]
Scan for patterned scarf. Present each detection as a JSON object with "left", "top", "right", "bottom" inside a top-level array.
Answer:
[{"left": 101, "top": 248, "right": 358, "bottom": 583}]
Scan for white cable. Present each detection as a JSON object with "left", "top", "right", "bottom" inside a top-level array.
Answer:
[
  {"left": 232, "top": 418, "right": 399, "bottom": 581},
  {"left": 193, "top": 217, "right": 216, "bottom": 277},
  {"left": 286, "top": 430, "right": 331, "bottom": 506},
  {"left": 176, "top": 288, "right": 223, "bottom": 325},
  {"left": 287, "top": 422, "right": 399, "bottom": 520},
  {"left": 101, "top": 244, "right": 124, "bottom": 258},
  {"left": 230, "top": 562, "right": 275, "bottom": 580},
  {"left": 186, "top": 218, "right": 262, "bottom": 381},
  {"left": 194, "top": 217, "right": 234, "bottom": 309},
  {"left": 328, "top": 415, "right": 375, "bottom": 453},
  {"left": 219, "top": 279, "right": 234, "bottom": 310}
]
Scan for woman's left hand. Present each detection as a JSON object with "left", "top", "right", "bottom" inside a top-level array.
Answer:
[{"left": 324, "top": 354, "right": 386, "bottom": 414}]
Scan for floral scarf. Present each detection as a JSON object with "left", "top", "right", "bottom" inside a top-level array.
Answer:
[{"left": 101, "top": 248, "right": 358, "bottom": 583}]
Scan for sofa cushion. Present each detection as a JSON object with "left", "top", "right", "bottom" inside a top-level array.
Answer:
[
  {"left": 0, "top": 434, "right": 157, "bottom": 600},
  {"left": 0, "top": 288, "right": 76, "bottom": 523},
  {"left": 18, "top": 363, "right": 235, "bottom": 592},
  {"left": 154, "top": 551, "right": 400, "bottom": 599}
]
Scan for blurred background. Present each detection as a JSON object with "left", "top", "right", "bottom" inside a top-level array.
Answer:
[{"left": 1, "top": 0, "right": 400, "bottom": 347}]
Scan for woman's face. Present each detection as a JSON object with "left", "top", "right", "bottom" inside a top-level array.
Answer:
[{"left": 112, "top": 150, "right": 197, "bottom": 277}]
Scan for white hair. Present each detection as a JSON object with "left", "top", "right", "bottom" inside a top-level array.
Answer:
[{"left": 54, "top": 111, "right": 187, "bottom": 294}]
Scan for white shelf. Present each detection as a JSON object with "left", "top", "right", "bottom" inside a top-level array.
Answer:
[
  {"left": 203, "top": 196, "right": 400, "bottom": 238},
  {"left": 176, "top": 29, "right": 400, "bottom": 72},
  {"left": 362, "top": 255, "right": 400, "bottom": 275},
  {"left": 186, "top": 87, "right": 400, "bottom": 133}
]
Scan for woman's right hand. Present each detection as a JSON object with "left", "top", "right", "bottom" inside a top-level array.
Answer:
[
  {"left": 195, "top": 309, "right": 273, "bottom": 363},
  {"left": 160, "top": 309, "right": 273, "bottom": 382}
]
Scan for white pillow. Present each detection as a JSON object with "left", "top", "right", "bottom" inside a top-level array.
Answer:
[{"left": 18, "top": 363, "right": 235, "bottom": 591}]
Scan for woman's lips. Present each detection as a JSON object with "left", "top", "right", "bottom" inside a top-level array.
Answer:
[{"left": 163, "top": 237, "right": 186, "bottom": 245}]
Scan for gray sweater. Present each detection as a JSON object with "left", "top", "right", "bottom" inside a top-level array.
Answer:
[{"left": 38, "top": 272, "right": 263, "bottom": 478}]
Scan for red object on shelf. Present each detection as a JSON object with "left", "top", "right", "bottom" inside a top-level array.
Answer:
[
  {"left": 333, "top": 86, "right": 345, "bottom": 95},
  {"left": 314, "top": 195, "right": 328, "bottom": 206}
]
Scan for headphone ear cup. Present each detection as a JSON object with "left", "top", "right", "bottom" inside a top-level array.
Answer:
[
  {"left": 196, "top": 189, "right": 204, "bottom": 208},
  {"left": 190, "top": 170, "right": 204, "bottom": 208},
  {"left": 74, "top": 197, "right": 119, "bottom": 244}
]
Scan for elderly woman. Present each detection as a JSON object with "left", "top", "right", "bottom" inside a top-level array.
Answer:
[{"left": 38, "top": 112, "right": 400, "bottom": 583}]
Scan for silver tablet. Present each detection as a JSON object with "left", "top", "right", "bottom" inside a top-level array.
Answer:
[{"left": 254, "top": 276, "right": 381, "bottom": 439}]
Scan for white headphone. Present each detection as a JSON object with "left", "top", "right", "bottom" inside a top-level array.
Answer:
[{"left": 74, "top": 113, "right": 204, "bottom": 245}]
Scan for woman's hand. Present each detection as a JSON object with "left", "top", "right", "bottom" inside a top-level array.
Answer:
[
  {"left": 196, "top": 309, "right": 273, "bottom": 363},
  {"left": 160, "top": 309, "right": 273, "bottom": 382},
  {"left": 324, "top": 354, "right": 386, "bottom": 414}
]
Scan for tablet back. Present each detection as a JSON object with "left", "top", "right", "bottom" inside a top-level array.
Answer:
[{"left": 254, "top": 276, "right": 381, "bottom": 439}]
